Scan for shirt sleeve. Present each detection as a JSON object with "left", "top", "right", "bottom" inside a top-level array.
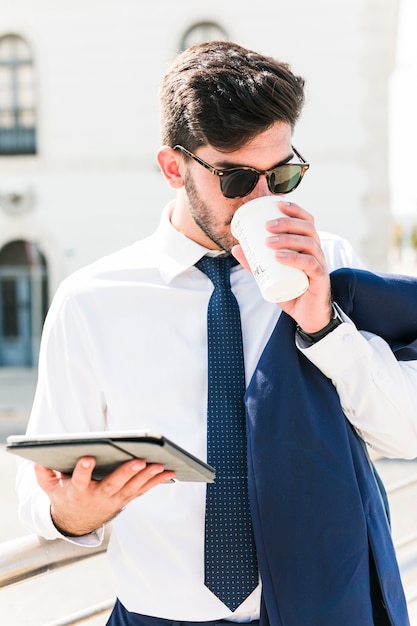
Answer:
[
  {"left": 16, "top": 281, "right": 108, "bottom": 541},
  {"left": 296, "top": 315, "right": 417, "bottom": 459}
]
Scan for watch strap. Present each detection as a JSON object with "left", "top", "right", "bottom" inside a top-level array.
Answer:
[{"left": 296, "top": 303, "right": 343, "bottom": 345}]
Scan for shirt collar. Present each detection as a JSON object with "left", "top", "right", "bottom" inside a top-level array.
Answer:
[{"left": 156, "top": 202, "right": 230, "bottom": 284}]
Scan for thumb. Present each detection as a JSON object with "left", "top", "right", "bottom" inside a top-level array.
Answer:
[{"left": 231, "top": 244, "right": 251, "bottom": 272}]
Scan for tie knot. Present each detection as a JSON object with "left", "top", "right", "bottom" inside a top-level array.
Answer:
[{"left": 195, "top": 255, "right": 236, "bottom": 288}]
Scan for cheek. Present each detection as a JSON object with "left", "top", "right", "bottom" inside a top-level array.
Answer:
[
  {"left": 187, "top": 168, "right": 240, "bottom": 223},
  {"left": 197, "top": 171, "right": 222, "bottom": 200}
]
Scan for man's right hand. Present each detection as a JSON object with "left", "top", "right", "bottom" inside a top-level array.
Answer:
[{"left": 34, "top": 456, "right": 175, "bottom": 536}]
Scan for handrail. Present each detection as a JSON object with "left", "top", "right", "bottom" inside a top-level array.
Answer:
[
  {"left": 0, "top": 530, "right": 113, "bottom": 625},
  {"left": 43, "top": 599, "right": 114, "bottom": 626},
  {"left": 386, "top": 472, "right": 417, "bottom": 495},
  {"left": 0, "top": 530, "right": 110, "bottom": 589},
  {"left": 395, "top": 530, "right": 417, "bottom": 551}
]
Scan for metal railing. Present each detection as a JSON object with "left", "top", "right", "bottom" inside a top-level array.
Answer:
[{"left": 0, "top": 530, "right": 113, "bottom": 625}]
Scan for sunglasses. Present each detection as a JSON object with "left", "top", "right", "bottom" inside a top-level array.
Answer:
[{"left": 174, "top": 144, "right": 309, "bottom": 199}]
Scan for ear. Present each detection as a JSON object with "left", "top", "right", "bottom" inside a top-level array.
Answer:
[{"left": 157, "top": 146, "right": 185, "bottom": 189}]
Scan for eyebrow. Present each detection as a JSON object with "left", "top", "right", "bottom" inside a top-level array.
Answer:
[{"left": 212, "top": 151, "right": 294, "bottom": 170}]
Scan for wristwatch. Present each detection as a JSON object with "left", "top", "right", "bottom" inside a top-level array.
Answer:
[{"left": 296, "top": 302, "right": 343, "bottom": 345}]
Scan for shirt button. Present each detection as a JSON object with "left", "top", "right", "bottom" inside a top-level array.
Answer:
[{"left": 343, "top": 333, "right": 353, "bottom": 343}]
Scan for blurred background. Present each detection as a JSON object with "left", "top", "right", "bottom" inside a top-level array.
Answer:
[
  {"left": 0, "top": 0, "right": 416, "bottom": 371},
  {"left": 1, "top": 0, "right": 417, "bottom": 623}
]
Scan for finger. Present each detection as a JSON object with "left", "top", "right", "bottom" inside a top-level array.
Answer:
[
  {"left": 231, "top": 244, "right": 250, "bottom": 271},
  {"left": 266, "top": 202, "right": 320, "bottom": 244},
  {"left": 266, "top": 232, "right": 317, "bottom": 254},
  {"left": 119, "top": 468, "right": 176, "bottom": 502},
  {"left": 34, "top": 463, "right": 61, "bottom": 490},
  {"left": 266, "top": 216, "right": 319, "bottom": 243},
  {"left": 114, "top": 463, "right": 173, "bottom": 498},
  {"left": 272, "top": 247, "right": 328, "bottom": 280},
  {"left": 277, "top": 199, "right": 314, "bottom": 222},
  {"left": 266, "top": 229, "right": 328, "bottom": 274},
  {"left": 70, "top": 456, "right": 97, "bottom": 490},
  {"left": 136, "top": 469, "right": 176, "bottom": 494},
  {"left": 100, "top": 463, "right": 175, "bottom": 505},
  {"left": 99, "top": 458, "right": 148, "bottom": 496}
]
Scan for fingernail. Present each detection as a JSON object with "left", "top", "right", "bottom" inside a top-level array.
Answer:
[
  {"left": 275, "top": 250, "right": 288, "bottom": 258},
  {"left": 131, "top": 460, "right": 145, "bottom": 472},
  {"left": 149, "top": 467, "right": 163, "bottom": 476},
  {"left": 81, "top": 460, "right": 91, "bottom": 469}
]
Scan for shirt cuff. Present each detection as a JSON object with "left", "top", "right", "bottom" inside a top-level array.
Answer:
[
  {"left": 57, "top": 522, "right": 105, "bottom": 547},
  {"left": 295, "top": 310, "right": 370, "bottom": 379},
  {"left": 34, "top": 490, "right": 104, "bottom": 546}
]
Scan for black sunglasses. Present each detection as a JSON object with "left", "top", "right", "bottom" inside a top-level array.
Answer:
[{"left": 174, "top": 144, "right": 309, "bottom": 199}]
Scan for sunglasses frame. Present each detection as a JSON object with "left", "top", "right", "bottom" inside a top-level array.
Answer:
[{"left": 174, "top": 144, "right": 309, "bottom": 198}]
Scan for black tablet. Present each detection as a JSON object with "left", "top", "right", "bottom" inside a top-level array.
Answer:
[{"left": 6, "top": 431, "right": 215, "bottom": 482}]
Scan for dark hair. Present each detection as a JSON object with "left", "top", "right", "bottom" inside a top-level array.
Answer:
[{"left": 159, "top": 41, "right": 305, "bottom": 152}]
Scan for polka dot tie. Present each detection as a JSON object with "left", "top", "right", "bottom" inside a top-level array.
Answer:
[{"left": 195, "top": 255, "right": 258, "bottom": 612}]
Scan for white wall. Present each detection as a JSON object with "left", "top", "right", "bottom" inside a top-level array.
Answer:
[{"left": 0, "top": 0, "right": 399, "bottom": 301}]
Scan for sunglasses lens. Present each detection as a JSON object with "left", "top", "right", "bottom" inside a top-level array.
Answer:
[
  {"left": 269, "top": 165, "right": 303, "bottom": 194},
  {"left": 220, "top": 170, "right": 259, "bottom": 198},
  {"left": 219, "top": 163, "right": 306, "bottom": 198}
]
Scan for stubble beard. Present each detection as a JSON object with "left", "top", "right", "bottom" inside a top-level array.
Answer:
[{"left": 184, "top": 171, "right": 236, "bottom": 252}]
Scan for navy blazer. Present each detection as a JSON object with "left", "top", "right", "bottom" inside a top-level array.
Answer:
[{"left": 245, "top": 268, "right": 417, "bottom": 625}]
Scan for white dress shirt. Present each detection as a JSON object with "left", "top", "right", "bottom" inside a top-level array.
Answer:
[{"left": 17, "top": 202, "right": 417, "bottom": 622}]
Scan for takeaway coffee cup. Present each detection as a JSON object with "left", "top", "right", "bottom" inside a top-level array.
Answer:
[{"left": 231, "top": 196, "right": 309, "bottom": 302}]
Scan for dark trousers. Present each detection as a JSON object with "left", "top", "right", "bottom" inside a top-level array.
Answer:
[{"left": 106, "top": 599, "right": 260, "bottom": 626}]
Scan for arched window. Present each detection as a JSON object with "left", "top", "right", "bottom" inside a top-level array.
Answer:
[
  {"left": 0, "top": 240, "right": 48, "bottom": 366},
  {"left": 0, "top": 34, "right": 37, "bottom": 155}
]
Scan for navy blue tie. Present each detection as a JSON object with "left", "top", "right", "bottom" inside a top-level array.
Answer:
[{"left": 196, "top": 255, "right": 258, "bottom": 612}]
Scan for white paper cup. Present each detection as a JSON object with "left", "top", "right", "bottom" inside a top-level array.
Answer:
[{"left": 231, "top": 196, "right": 309, "bottom": 302}]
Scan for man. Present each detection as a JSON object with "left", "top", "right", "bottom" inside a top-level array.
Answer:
[{"left": 17, "top": 41, "right": 417, "bottom": 625}]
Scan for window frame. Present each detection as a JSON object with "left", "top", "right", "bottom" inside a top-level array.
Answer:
[{"left": 0, "top": 33, "right": 37, "bottom": 156}]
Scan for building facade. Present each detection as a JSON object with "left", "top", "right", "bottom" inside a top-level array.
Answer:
[{"left": 0, "top": 0, "right": 399, "bottom": 367}]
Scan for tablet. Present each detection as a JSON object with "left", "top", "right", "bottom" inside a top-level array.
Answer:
[{"left": 6, "top": 430, "right": 215, "bottom": 482}]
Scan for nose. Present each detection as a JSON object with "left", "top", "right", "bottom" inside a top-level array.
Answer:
[{"left": 245, "top": 173, "right": 271, "bottom": 201}]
